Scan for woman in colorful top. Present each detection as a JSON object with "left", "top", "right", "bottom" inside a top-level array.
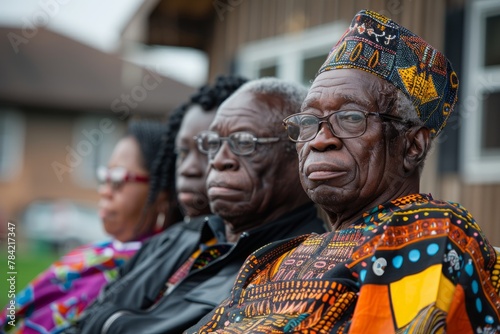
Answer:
[
  {"left": 1, "top": 120, "right": 182, "bottom": 333},
  {"left": 188, "top": 10, "right": 500, "bottom": 333}
]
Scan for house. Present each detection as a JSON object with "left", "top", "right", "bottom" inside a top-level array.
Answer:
[
  {"left": 0, "top": 25, "right": 195, "bottom": 240},
  {"left": 2, "top": 0, "right": 498, "bottom": 247},
  {"left": 142, "top": 0, "right": 500, "bottom": 244}
]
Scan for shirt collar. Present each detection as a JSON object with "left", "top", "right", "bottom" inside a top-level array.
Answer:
[{"left": 360, "top": 193, "right": 433, "bottom": 227}]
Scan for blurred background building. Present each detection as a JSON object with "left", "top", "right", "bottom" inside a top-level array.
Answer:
[{"left": 0, "top": 0, "right": 499, "bottom": 249}]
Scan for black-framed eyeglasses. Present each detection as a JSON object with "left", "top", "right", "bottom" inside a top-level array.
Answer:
[
  {"left": 282, "top": 110, "right": 406, "bottom": 142},
  {"left": 96, "top": 166, "right": 149, "bottom": 190},
  {"left": 195, "top": 131, "right": 280, "bottom": 156}
]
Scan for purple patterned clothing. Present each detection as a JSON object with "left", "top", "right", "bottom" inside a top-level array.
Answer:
[{"left": 1, "top": 239, "right": 143, "bottom": 333}]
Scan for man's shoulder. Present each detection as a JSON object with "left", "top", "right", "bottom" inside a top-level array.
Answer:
[
  {"left": 392, "top": 194, "right": 476, "bottom": 223},
  {"left": 375, "top": 194, "right": 493, "bottom": 251},
  {"left": 132, "top": 217, "right": 212, "bottom": 262},
  {"left": 145, "top": 216, "right": 210, "bottom": 246}
]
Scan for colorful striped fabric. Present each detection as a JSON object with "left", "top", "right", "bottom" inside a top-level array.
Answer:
[
  {"left": 1, "top": 239, "right": 144, "bottom": 333},
  {"left": 193, "top": 194, "right": 500, "bottom": 333}
]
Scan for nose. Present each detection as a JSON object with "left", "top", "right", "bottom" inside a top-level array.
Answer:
[
  {"left": 179, "top": 151, "right": 204, "bottom": 178},
  {"left": 98, "top": 182, "right": 113, "bottom": 198},
  {"left": 308, "top": 122, "right": 343, "bottom": 152},
  {"left": 209, "top": 141, "right": 239, "bottom": 171}
]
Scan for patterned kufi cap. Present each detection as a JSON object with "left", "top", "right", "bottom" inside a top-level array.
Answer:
[{"left": 318, "top": 9, "right": 459, "bottom": 138}]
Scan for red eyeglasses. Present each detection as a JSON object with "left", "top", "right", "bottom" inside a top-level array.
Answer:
[{"left": 96, "top": 166, "right": 149, "bottom": 190}]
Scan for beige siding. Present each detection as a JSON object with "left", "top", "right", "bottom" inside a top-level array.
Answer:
[
  {"left": 208, "top": 0, "right": 450, "bottom": 77},
  {"left": 0, "top": 113, "right": 100, "bottom": 224},
  {"left": 461, "top": 184, "right": 500, "bottom": 246}
]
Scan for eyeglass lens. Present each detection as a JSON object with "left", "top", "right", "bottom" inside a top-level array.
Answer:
[
  {"left": 97, "top": 166, "right": 127, "bottom": 185},
  {"left": 285, "top": 110, "right": 368, "bottom": 141},
  {"left": 197, "top": 132, "right": 258, "bottom": 156}
]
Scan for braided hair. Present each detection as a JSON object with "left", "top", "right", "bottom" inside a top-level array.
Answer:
[
  {"left": 149, "top": 75, "right": 248, "bottom": 216},
  {"left": 124, "top": 120, "right": 182, "bottom": 236},
  {"left": 126, "top": 120, "right": 165, "bottom": 181}
]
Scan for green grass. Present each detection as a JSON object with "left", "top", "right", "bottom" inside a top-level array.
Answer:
[{"left": 0, "top": 248, "right": 60, "bottom": 308}]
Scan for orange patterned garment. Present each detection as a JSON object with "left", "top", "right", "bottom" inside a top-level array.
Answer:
[{"left": 189, "top": 194, "right": 500, "bottom": 333}]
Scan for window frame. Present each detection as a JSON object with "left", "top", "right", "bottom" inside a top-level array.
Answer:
[
  {"left": 71, "top": 115, "right": 124, "bottom": 188},
  {"left": 236, "top": 22, "right": 347, "bottom": 85},
  {"left": 461, "top": 0, "right": 500, "bottom": 183},
  {"left": 0, "top": 109, "right": 25, "bottom": 182}
]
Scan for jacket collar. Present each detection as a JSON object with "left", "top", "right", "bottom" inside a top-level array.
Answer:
[{"left": 199, "top": 203, "right": 323, "bottom": 245}]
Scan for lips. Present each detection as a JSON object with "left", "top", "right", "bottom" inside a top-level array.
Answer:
[
  {"left": 178, "top": 191, "right": 200, "bottom": 204},
  {"left": 207, "top": 181, "right": 242, "bottom": 198},
  {"left": 98, "top": 207, "right": 114, "bottom": 221},
  {"left": 305, "top": 162, "right": 348, "bottom": 181}
]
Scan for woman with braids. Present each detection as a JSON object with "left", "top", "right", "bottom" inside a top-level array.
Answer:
[
  {"left": 0, "top": 120, "right": 182, "bottom": 334},
  {"left": 63, "top": 75, "right": 251, "bottom": 334}
]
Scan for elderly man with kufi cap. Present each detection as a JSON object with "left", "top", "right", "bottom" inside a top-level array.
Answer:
[{"left": 187, "top": 9, "right": 500, "bottom": 333}]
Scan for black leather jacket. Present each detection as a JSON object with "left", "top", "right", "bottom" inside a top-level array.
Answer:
[{"left": 65, "top": 203, "right": 326, "bottom": 334}]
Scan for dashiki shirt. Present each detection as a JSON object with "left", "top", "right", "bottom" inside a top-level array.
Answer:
[
  {"left": 0, "top": 239, "right": 143, "bottom": 333},
  {"left": 192, "top": 194, "right": 500, "bottom": 333}
]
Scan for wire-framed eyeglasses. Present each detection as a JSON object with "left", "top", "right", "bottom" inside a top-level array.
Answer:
[
  {"left": 195, "top": 131, "right": 280, "bottom": 156},
  {"left": 282, "top": 110, "right": 406, "bottom": 142},
  {"left": 96, "top": 166, "right": 149, "bottom": 190}
]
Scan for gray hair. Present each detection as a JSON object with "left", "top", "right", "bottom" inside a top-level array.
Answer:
[
  {"left": 394, "top": 90, "right": 424, "bottom": 127},
  {"left": 236, "top": 77, "right": 307, "bottom": 154},
  {"left": 390, "top": 89, "right": 430, "bottom": 173},
  {"left": 237, "top": 77, "right": 308, "bottom": 120}
]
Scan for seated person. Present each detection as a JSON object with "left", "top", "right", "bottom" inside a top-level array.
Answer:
[
  {"left": 188, "top": 10, "right": 500, "bottom": 333},
  {"left": 1, "top": 120, "right": 182, "bottom": 333},
  {"left": 66, "top": 77, "right": 328, "bottom": 334},
  {"left": 156, "top": 75, "right": 248, "bottom": 220}
]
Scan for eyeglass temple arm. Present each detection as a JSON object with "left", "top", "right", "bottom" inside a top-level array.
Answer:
[
  {"left": 376, "top": 113, "right": 405, "bottom": 123},
  {"left": 125, "top": 173, "right": 150, "bottom": 182}
]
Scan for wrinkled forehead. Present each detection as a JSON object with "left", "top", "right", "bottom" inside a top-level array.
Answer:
[
  {"left": 211, "top": 91, "right": 283, "bottom": 133},
  {"left": 178, "top": 105, "right": 215, "bottom": 140},
  {"left": 303, "top": 69, "right": 394, "bottom": 111}
]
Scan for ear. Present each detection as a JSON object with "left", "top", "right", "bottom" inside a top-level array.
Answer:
[{"left": 403, "top": 126, "right": 431, "bottom": 174}]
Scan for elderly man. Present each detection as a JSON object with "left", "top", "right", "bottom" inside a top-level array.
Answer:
[
  {"left": 188, "top": 10, "right": 500, "bottom": 333},
  {"left": 67, "top": 77, "right": 326, "bottom": 334}
]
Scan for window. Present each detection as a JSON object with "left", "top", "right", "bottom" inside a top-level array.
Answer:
[
  {"left": 484, "top": 14, "right": 500, "bottom": 66},
  {"left": 462, "top": 0, "right": 500, "bottom": 182},
  {"left": 301, "top": 53, "right": 328, "bottom": 86},
  {"left": 258, "top": 62, "right": 278, "bottom": 78},
  {"left": 0, "top": 110, "right": 25, "bottom": 182},
  {"left": 71, "top": 116, "right": 125, "bottom": 188},
  {"left": 482, "top": 91, "right": 500, "bottom": 150},
  {"left": 236, "top": 22, "right": 346, "bottom": 86}
]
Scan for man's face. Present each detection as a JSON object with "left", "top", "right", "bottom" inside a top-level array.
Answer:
[
  {"left": 206, "top": 91, "right": 287, "bottom": 233},
  {"left": 297, "top": 69, "right": 405, "bottom": 220},
  {"left": 175, "top": 105, "right": 215, "bottom": 218}
]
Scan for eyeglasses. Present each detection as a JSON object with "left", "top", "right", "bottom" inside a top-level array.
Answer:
[
  {"left": 282, "top": 110, "right": 406, "bottom": 142},
  {"left": 96, "top": 166, "right": 149, "bottom": 190},
  {"left": 195, "top": 131, "right": 280, "bottom": 156}
]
